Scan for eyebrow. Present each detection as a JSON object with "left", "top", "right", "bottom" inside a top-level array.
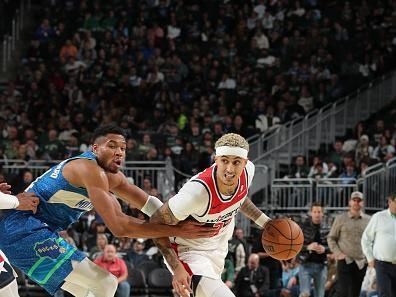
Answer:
[
  {"left": 220, "top": 156, "right": 243, "bottom": 161},
  {"left": 107, "top": 139, "right": 126, "bottom": 145}
]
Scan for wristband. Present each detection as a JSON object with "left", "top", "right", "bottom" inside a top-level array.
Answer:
[
  {"left": 255, "top": 213, "right": 270, "bottom": 228},
  {"left": 0, "top": 192, "right": 19, "bottom": 209},
  {"left": 140, "top": 195, "right": 163, "bottom": 217}
]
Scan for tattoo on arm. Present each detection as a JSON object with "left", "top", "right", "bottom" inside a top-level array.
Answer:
[
  {"left": 240, "top": 198, "right": 263, "bottom": 221},
  {"left": 151, "top": 202, "right": 179, "bottom": 225},
  {"left": 150, "top": 203, "right": 181, "bottom": 271},
  {"left": 155, "top": 239, "right": 181, "bottom": 271}
]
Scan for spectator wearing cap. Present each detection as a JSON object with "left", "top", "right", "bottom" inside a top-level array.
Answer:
[
  {"left": 126, "top": 238, "right": 149, "bottom": 267},
  {"left": 94, "top": 244, "right": 130, "bottom": 297},
  {"left": 361, "top": 192, "right": 396, "bottom": 297},
  {"left": 327, "top": 191, "right": 371, "bottom": 297},
  {"left": 355, "top": 135, "right": 373, "bottom": 167}
]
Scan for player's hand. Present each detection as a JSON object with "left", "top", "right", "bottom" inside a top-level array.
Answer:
[
  {"left": 368, "top": 260, "right": 375, "bottom": 268},
  {"left": 176, "top": 220, "right": 220, "bottom": 239},
  {"left": 0, "top": 183, "right": 11, "bottom": 194},
  {"left": 16, "top": 192, "right": 40, "bottom": 213},
  {"left": 172, "top": 264, "right": 192, "bottom": 297}
]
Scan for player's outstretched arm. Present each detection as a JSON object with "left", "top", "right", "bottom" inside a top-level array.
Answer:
[
  {"left": 110, "top": 171, "right": 156, "bottom": 211},
  {"left": 111, "top": 173, "right": 165, "bottom": 218},
  {"left": 0, "top": 184, "right": 39, "bottom": 213},
  {"left": 69, "top": 160, "right": 215, "bottom": 239},
  {"left": 240, "top": 198, "right": 271, "bottom": 228},
  {"left": 150, "top": 202, "right": 192, "bottom": 297}
]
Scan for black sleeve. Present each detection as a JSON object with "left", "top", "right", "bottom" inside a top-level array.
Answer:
[
  {"left": 251, "top": 230, "right": 265, "bottom": 253},
  {"left": 258, "top": 266, "right": 271, "bottom": 297},
  {"left": 233, "top": 267, "right": 244, "bottom": 294}
]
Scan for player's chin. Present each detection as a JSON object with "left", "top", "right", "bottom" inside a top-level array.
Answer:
[
  {"left": 223, "top": 178, "right": 236, "bottom": 186},
  {"left": 107, "top": 165, "right": 121, "bottom": 174}
]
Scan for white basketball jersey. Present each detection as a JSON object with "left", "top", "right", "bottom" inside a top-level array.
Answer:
[{"left": 168, "top": 161, "right": 255, "bottom": 279}]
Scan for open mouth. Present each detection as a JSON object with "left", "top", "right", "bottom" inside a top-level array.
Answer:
[
  {"left": 113, "top": 160, "right": 122, "bottom": 166},
  {"left": 224, "top": 174, "right": 235, "bottom": 180}
]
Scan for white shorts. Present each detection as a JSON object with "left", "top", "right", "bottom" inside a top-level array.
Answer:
[
  {"left": 0, "top": 279, "right": 19, "bottom": 297},
  {"left": 192, "top": 276, "right": 234, "bottom": 297}
]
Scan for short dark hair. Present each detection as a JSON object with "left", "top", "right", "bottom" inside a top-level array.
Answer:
[
  {"left": 91, "top": 124, "right": 126, "bottom": 143},
  {"left": 310, "top": 201, "right": 323, "bottom": 210},
  {"left": 388, "top": 192, "right": 396, "bottom": 201}
]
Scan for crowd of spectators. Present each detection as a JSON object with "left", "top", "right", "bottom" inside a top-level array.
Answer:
[
  {"left": 0, "top": 1, "right": 396, "bottom": 295},
  {"left": 286, "top": 102, "right": 396, "bottom": 182},
  {"left": 57, "top": 207, "right": 337, "bottom": 297},
  {"left": 1, "top": 0, "right": 396, "bottom": 182}
]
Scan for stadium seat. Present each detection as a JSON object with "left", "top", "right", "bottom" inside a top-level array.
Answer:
[
  {"left": 136, "top": 260, "right": 160, "bottom": 280},
  {"left": 127, "top": 266, "right": 148, "bottom": 297},
  {"left": 147, "top": 268, "right": 173, "bottom": 297}
]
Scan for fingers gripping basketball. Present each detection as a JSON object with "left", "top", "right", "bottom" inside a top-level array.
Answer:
[{"left": 262, "top": 218, "right": 304, "bottom": 260}]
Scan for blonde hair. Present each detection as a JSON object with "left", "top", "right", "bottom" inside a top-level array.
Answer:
[
  {"left": 96, "top": 233, "right": 108, "bottom": 247},
  {"left": 215, "top": 133, "right": 249, "bottom": 151}
]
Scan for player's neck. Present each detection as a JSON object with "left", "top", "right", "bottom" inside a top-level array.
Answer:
[
  {"left": 217, "top": 181, "right": 238, "bottom": 196},
  {"left": 222, "top": 188, "right": 236, "bottom": 196}
]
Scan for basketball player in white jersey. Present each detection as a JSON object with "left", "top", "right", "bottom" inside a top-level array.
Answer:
[
  {"left": 0, "top": 183, "right": 39, "bottom": 297},
  {"left": 151, "top": 133, "right": 272, "bottom": 297}
]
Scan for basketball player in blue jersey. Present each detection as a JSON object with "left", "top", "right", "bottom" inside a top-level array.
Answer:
[
  {"left": 0, "top": 183, "right": 39, "bottom": 297},
  {"left": 0, "top": 124, "right": 216, "bottom": 297}
]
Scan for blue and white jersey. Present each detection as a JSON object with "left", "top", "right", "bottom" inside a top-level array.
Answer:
[
  {"left": 25, "top": 151, "right": 97, "bottom": 231},
  {"left": 0, "top": 152, "right": 98, "bottom": 295}
]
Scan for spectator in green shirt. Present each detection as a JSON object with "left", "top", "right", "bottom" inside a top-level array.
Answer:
[{"left": 222, "top": 254, "right": 235, "bottom": 289}]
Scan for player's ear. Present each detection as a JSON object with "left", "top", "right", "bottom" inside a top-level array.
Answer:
[{"left": 92, "top": 143, "right": 99, "bottom": 154}]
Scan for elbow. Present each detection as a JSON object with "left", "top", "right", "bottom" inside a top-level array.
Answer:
[
  {"left": 107, "top": 218, "right": 147, "bottom": 238},
  {"left": 107, "top": 224, "right": 128, "bottom": 237}
]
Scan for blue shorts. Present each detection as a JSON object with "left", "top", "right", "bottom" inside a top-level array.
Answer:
[{"left": 0, "top": 210, "right": 86, "bottom": 295}]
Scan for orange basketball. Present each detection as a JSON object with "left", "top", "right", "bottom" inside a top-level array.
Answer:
[{"left": 261, "top": 218, "right": 304, "bottom": 260}]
